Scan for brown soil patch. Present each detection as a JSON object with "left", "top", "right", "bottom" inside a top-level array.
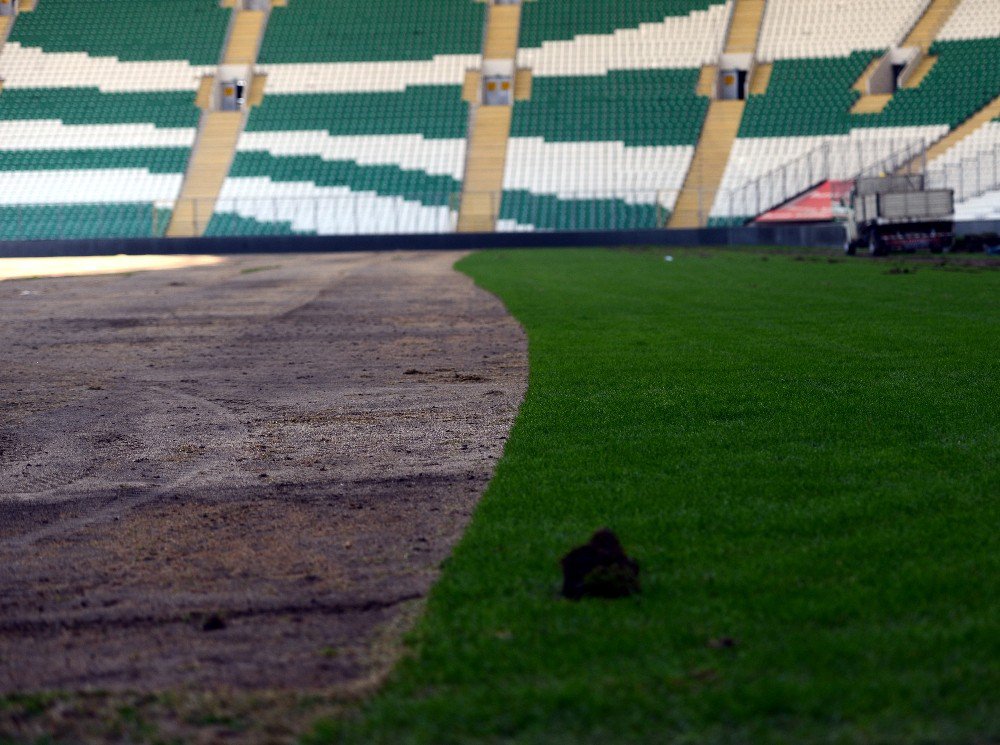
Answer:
[{"left": 0, "top": 251, "right": 526, "bottom": 733}]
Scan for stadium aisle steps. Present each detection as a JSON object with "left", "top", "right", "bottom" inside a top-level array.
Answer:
[
  {"left": 748, "top": 62, "right": 772, "bottom": 94},
  {"left": 724, "top": 0, "right": 764, "bottom": 54},
  {"left": 168, "top": 1, "right": 275, "bottom": 237},
  {"left": 457, "top": 0, "right": 521, "bottom": 233},
  {"left": 669, "top": 0, "right": 764, "bottom": 228},
  {"left": 224, "top": 10, "right": 266, "bottom": 65},
  {"left": 484, "top": 3, "right": 521, "bottom": 60},
  {"left": 669, "top": 100, "right": 745, "bottom": 227},
  {"left": 902, "top": 0, "right": 961, "bottom": 50},
  {"left": 458, "top": 106, "right": 514, "bottom": 232},
  {"left": 168, "top": 112, "right": 244, "bottom": 237}
]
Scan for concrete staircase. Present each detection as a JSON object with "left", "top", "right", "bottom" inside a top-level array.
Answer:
[
  {"left": 166, "top": 112, "right": 243, "bottom": 237},
  {"left": 668, "top": 101, "right": 745, "bottom": 228},
  {"left": 166, "top": 2, "right": 272, "bottom": 237},
  {"left": 456, "top": 0, "right": 523, "bottom": 232},
  {"left": 457, "top": 106, "right": 513, "bottom": 232},
  {"left": 902, "top": 0, "right": 961, "bottom": 50},
  {"left": 669, "top": 0, "right": 763, "bottom": 228},
  {"left": 851, "top": 93, "right": 893, "bottom": 114},
  {"left": 483, "top": 2, "right": 521, "bottom": 59},
  {"left": 724, "top": 0, "right": 765, "bottom": 54},
  {"left": 748, "top": 62, "right": 772, "bottom": 95},
  {"left": 896, "top": 0, "right": 962, "bottom": 91},
  {"left": 223, "top": 9, "right": 266, "bottom": 64}
]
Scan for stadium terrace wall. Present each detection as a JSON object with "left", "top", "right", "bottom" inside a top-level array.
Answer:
[{"left": 1, "top": 222, "right": 999, "bottom": 259}]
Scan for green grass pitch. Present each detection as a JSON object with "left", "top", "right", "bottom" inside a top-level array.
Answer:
[{"left": 318, "top": 248, "right": 999, "bottom": 744}]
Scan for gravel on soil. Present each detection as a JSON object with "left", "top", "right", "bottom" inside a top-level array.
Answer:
[{"left": 0, "top": 250, "right": 527, "bottom": 694}]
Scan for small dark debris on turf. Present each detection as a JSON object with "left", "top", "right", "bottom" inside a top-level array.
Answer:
[
  {"left": 886, "top": 266, "right": 916, "bottom": 275},
  {"left": 202, "top": 614, "right": 227, "bottom": 632},
  {"left": 708, "top": 636, "right": 738, "bottom": 649},
  {"left": 561, "top": 528, "right": 640, "bottom": 600}
]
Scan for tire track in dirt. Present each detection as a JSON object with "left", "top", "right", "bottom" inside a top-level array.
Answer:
[{"left": 0, "top": 251, "right": 527, "bottom": 693}]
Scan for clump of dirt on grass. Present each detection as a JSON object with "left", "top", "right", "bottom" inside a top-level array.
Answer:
[{"left": 561, "top": 528, "right": 640, "bottom": 600}]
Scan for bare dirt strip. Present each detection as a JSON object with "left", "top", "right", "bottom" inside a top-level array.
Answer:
[{"left": 0, "top": 251, "right": 526, "bottom": 697}]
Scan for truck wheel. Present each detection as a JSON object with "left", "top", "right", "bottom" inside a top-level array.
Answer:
[{"left": 868, "top": 234, "right": 884, "bottom": 257}]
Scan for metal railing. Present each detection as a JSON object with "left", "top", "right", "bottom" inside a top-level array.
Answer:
[
  {"left": 1, "top": 145, "right": 997, "bottom": 242},
  {"left": 0, "top": 202, "right": 171, "bottom": 242},
  {"left": 709, "top": 136, "right": 938, "bottom": 224},
  {"left": 925, "top": 146, "right": 1000, "bottom": 203}
]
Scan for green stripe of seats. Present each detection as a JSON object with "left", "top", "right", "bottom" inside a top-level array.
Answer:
[
  {"left": 511, "top": 70, "right": 708, "bottom": 146},
  {"left": 229, "top": 152, "right": 459, "bottom": 206},
  {"left": 10, "top": 0, "right": 228, "bottom": 65},
  {"left": 520, "top": 0, "right": 726, "bottom": 47},
  {"left": 0, "top": 203, "right": 169, "bottom": 240},
  {"left": 739, "top": 52, "right": 875, "bottom": 137},
  {"left": 205, "top": 211, "right": 308, "bottom": 237},
  {"left": 500, "top": 190, "right": 661, "bottom": 231},
  {"left": 245, "top": 87, "right": 467, "bottom": 140},
  {"left": 706, "top": 216, "right": 750, "bottom": 227},
  {"left": 259, "top": 0, "right": 483, "bottom": 63},
  {"left": 0, "top": 148, "right": 189, "bottom": 173},
  {"left": 0, "top": 89, "right": 199, "bottom": 128},
  {"left": 740, "top": 39, "right": 1000, "bottom": 139},
  {"left": 863, "top": 39, "right": 1000, "bottom": 130}
]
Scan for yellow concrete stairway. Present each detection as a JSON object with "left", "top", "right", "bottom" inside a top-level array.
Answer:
[
  {"left": 668, "top": 101, "right": 745, "bottom": 228},
  {"left": 668, "top": 0, "right": 764, "bottom": 228},
  {"left": 899, "top": 94, "right": 1000, "bottom": 173},
  {"left": 724, "top": 0, "right": 765, "bottom": 54},
  {"left": 223, "top": 9, "right": 266, "bottom": 64},
  {"left": 166, "top": 1, "right": 273, "bottom": 237},
  {"left": 483, "top": 2, "right": 521, "bottom": 60},
  {"left": 749, "top": 62, "right": 772, "bottom": 95},
  {"left": 902, "top": 0, "right": 961, "bottom": 50},
  {"left": 897, "top": 0, "right": 962, "bottom": 90},
  {"left": 166, "top": 112, "right": 243, "bottom": 237},
  {"left": 456, "top": 0, "right": 523, "bottom": 232},
  {"left": 457, "top": 106, "right": 512, "bottom": 232}
]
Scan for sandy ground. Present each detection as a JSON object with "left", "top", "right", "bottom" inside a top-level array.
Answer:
[{"left": 0, "top": 251, "right": 527, "bottom": 696}]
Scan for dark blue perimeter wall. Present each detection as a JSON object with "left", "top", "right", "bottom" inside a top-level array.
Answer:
[{"left": 1, "top": 221, "right": 999, "bottom": 258}]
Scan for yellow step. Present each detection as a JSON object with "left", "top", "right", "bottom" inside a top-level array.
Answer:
[
  {"left": 167, "top": 112, "right": 243, "bottom": 237},
  {"left": 457, "top": 106, "right": 513, "bottom": 232},
  {"left": 697, "top": 65, "right": 718, "bottom": 97},
  {"left": 749, "top": 62, "right": 772, "bottom": 95},
  {"left": 851, "top": 93, "right": 893, "bottom": 114},
  {"left": 223, "top": 10, "right": 266, "bottom": 65},
  {"left": 484, "top": 4, "right": 520, "bottom": 60},
  {"left": 902, "top": 0, "right": 961, "bottom": 50},
  {"left": 903, "top": 55, "right": 937, "bottom": 89},
  {"left": 725, "top": 0, "right": 765, "bottom": 54},
  {"left": 669, "top": 100, "right": 746, "bottom": 229}
]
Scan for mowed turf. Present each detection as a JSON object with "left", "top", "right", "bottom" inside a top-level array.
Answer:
[{"left": 319, "top": 249, "right": 999, "bottom": 744}]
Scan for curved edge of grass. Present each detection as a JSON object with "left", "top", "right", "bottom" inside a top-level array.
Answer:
[{"left": 311, "top": 248, "right": 1000, "bottom": 745}]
